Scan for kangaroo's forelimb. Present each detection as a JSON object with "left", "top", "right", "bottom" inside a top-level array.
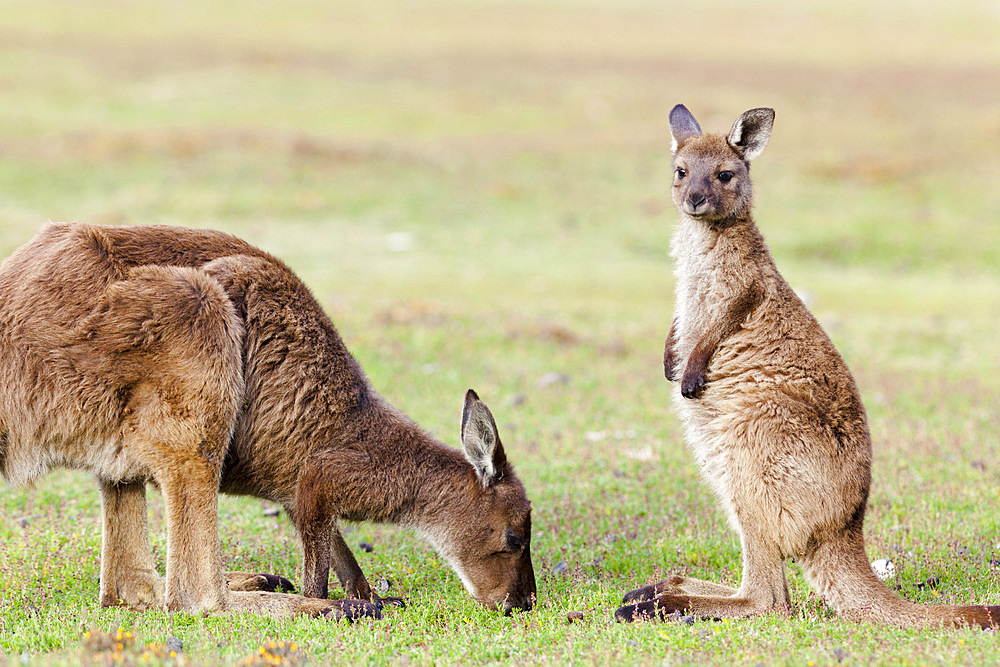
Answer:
[
  {"left": 664, "top": 318, "right": 678, "bottom": 381},
  {"left": 681, "top": 282, "right": 763, "bottom": 399}
]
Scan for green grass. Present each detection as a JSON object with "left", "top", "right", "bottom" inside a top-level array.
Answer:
[{"left": 2, "top": 0, "right": 1000, "bottom": 664}]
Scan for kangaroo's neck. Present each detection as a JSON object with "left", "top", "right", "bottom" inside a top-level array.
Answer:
[
  {"left": 672, "top": 212, "right": 771, "bottom": 283},
  {"left": 338, "top": 399, "right": 473, "bottom": 528},
  {"left": 669, "top": 210, "right": 777, "bottom": 337},
  {"left": 672, "top": 210, "right": 756, "bottom": 254}
]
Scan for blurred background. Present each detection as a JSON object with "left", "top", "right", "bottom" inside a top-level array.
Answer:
[
  {"left": 3, "top": 0, "right": 998, "bottom": 372},
  {"left": 2, "top": 0, "right": 999, "bottom": 422},
  {"left": 2, "top": 0, "right": 1000, "bottom": 658}
]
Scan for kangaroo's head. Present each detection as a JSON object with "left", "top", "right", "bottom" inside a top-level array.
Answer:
[
  {"left": 422, "top": 389, "right": 536, "bottom": 614},
  {"left": 668, "top": 104, "right": 775, "bottom": 225}
]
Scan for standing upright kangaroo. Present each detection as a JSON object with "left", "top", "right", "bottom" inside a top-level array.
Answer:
[
  {"left": 615, "top": 105, "right": 999, "bottom": 628},
  {"left": 0, "top": 223, "right": 535, "bottom": 620}
]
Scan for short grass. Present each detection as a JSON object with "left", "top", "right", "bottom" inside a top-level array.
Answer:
[{"left": 2, "top": 0, "right": 1000, "bottom": 664}]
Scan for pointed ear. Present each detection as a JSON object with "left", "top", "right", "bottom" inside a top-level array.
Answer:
[
  {"left": 460, "top": 389, "right": 507, "bottom": 487},
  {"left": 669, "top": 104, "right": 702, "bottom": 153},
  {"left": 727, "top": 108, "right": 774, "bottom": 162}
]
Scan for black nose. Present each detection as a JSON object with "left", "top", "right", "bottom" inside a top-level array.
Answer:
[{"left": 687, "top": 193, "right": 706, "bottom": 210}]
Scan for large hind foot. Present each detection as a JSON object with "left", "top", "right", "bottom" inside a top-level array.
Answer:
[
  {"left": 615, "top": 596, "right": 685, "bottom": 623},
  {"left": 622, "top": 575, "right": 737, "bottom": 604},
  {"left": 616, "top": 586, "right": 788, "bottom": 624},
  {"left": 328, "top": 598, "right": 385, "bottom": 622},
  {"left": 227, "top": 591, "right": 385, "bottom": 621},
  {"left": 226, "top": 571, "right": 297, "bottom": 593},
  {"left": 376, "top": 595, "right": 406, "bottom": 609},
  {"left": 615, "top": 592, "right": 746, "bottom": 623}
]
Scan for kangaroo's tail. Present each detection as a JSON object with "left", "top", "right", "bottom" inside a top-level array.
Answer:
[{"left": 799, "top": 529, "right": 1000, "bottom": 629}]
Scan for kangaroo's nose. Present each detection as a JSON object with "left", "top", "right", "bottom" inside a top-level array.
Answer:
[
  {"left": 503, "top": 596, "right": 533, "bottom": 614},
  {"left": 687, "top": 192, "right": 706, "bottom": 210}
]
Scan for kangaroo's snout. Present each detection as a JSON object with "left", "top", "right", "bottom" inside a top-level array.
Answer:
[
  {"left": 685, "top": 191, "right": 708, "bottom": 214},
  {"left": 501, "top": 595, "right": 533, "bottom": 614}
]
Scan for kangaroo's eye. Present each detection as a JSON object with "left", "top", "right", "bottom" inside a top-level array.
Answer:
[
  {"left": 718, "top": 171, "right": 734, "bottom": 183},
  {"left": 675, "top": 167, "right": 686, "bottom": 179},
  {"left": 506, "top": 530, "right": 523, "bottom": 551}
]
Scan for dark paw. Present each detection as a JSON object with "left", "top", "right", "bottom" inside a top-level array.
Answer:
[
  {"left": 622, "top": 584, "right": 658, "bottom": 604},
  {"left": 324, "top": 598, "right": 383, "bottom": 622},
  {"left": 226, "top": 571, "right": 297, "bottom": 593},
  {"left": 615, "top": 596, "right": 688, "bottom": 624},
  {"left": 255, "top": 573, "right": 297, "bottom": 594},
  {"left": 615, "top": 600, "right": 661, "bottom": 623},
  {"left": 680, "top": 371, "right": 706, "bottom": 399},
  {"left": 377, "top": 595, "right": 406, "bottom": 609},
  {"left": 664, "top": 348, "right": 676, "bottom": 382}
]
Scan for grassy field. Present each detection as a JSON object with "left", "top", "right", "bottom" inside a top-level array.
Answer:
[{"left": 2, "top": 0, "right": 1000, "bottom": 664}]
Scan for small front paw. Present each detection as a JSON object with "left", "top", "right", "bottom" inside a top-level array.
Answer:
[
  {"left": 323, "top": 598, "right": 384, "bottom": 622},
  {"left": 680, "top": 371, "right": 706, "bottom": 399}
]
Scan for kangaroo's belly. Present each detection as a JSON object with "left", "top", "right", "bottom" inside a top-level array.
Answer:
[
  {"left": 2, "top": 424, "right": 149, "bottom": 487},
  {"left": 672, "top": 342, "right": 872, "bottom": 554}
]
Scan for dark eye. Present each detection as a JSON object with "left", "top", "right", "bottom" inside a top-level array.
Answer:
[
  {"left": 718, "top": 171, "right": 734, "bottom": 183},
  {"left": 506, "top": 530, "right": 523, "bottom": 551},
  {"left": 675, "top": 167, "right": 686, "bottom": 179}
]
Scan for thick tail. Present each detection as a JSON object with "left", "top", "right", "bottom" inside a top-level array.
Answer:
[{"left": 800, "top": 533, "right": 1000, "bottom": 629}]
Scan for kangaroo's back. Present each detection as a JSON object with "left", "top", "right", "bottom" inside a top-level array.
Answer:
[
  {"left": 0, "top": 222, "right": 361, "bottom": 485},
  {"left": 0, "top": 222, "right": 252, "bottom": 484},
  {"left": 199, "top": 251, "right": 376, "bottom": 504}
]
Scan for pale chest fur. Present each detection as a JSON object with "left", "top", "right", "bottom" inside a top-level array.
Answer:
[
  {"left": 668, "top": 217, "right": 762, "bottom": 519},
  {"left": 669, "top": 217, "right": 751, "bottom": 361}
]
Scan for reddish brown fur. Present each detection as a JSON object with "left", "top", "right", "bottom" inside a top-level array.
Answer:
[
  {"left": 0, "top": 223, "right": 535, "bottom": 618},
  {"left": 615, "top": 105, "right": 1000, "bottom": 629}
]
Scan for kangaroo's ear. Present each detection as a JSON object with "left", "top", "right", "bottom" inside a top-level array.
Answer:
[
  {"left": 669, "top": 104, "right": 703, "bottom": 153},
  {"left": 461, "top": 389, "right": 507, "bottom": 487},
  {"left": 727, "top": 108, "right": 775, "bottom": 162}
]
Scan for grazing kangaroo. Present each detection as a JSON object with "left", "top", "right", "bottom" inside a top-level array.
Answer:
[
  {"left": 615, "top": 105, "right": 999, "bottom": 628},
  {"left": 0, "top": 223, "right": 535, "bottom": 619}
]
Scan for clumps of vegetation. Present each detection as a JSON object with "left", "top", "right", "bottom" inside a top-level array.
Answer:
[
  {"left": 77, "top": 629, "right": 307, "bottom": 665},
  {"left": 239, "top": 640, "right": 307, "bottom": 666},
  {"left": 79, "top": 628, "right": 186, "bottom": 665}
]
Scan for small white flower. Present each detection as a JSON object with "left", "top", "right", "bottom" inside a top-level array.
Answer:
[{"left": 871, "top": 558, "right": 895, "bottom": 580}]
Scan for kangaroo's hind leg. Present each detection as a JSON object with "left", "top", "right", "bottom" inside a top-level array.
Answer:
[
  {"left": 617, "top": 523, "right": 790, "bottom": 622},
  {"left": 622, "top": 575, "right": 738, "bottom": 604},
  {"left": 98, "top": 478, "right": 164, "bottom": 610},
  {"left": 108, "top": 265, "right": 245, "bottom": 612}
]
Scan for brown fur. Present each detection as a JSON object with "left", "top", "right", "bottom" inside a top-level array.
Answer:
[
  {"left": 616, "top": 105, "right": 999, "bottom": 629},
  {"left": 0, "top": 222, "right": 535, "bottom": 619}
]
